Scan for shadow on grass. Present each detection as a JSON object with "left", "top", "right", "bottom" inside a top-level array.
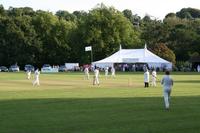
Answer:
[
  {"left": 175, "top": 80, "right": 200, "bottom": 83},
  {"left": 0, "top": 96, "right": 200, "bottom": 133}
]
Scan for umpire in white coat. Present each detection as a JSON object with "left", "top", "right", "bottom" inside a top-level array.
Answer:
[
  {"left": 144, "top": 69, "right": 149, "bottom": 88},
  {"left": 161, "top": 70, "right": 174, "bottom": 110}
]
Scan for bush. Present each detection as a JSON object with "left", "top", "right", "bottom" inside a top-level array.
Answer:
[{"left": 176, "top": 61, "right": 192, "bottom": 71}]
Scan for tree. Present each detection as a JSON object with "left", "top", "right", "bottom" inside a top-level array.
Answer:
[
  {"left": 0, "top": 15, "right": 41, "bottom": 66},
  {"left": 78, "top": 4, "right": 141, "bottom": 62},
  {"left": 56, "top": 10, "right": 76, "bottom": 22},
  {"left": 122, "top": 9, "right": 140, "bottom": 26},
  {"left": 32, "top": 10, "right": 75, "bottom": 65},
  {"left": 141, "top": 18, "right": 169, "bottom": 46},
  {"left": 151, "top": 43, "right": 176, "bottom": 65},
  {"left": 165, "top": 13, "right": 176, "bottom": 19},
  {"left": 176, "top": 8, "right": 200, "bottom": 19}
]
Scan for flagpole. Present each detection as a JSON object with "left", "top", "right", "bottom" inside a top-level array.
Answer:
[{"left": 85, "top": 46, "right": 93, "bottom": 64}]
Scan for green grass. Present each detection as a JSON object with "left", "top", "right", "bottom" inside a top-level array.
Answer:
[{"left": 0, "top": 72, "right": 200, "bottom": 133}]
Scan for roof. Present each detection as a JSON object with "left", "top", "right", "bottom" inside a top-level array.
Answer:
[{"left": 93, "top": 48, "right": 171, "bottom": 64}]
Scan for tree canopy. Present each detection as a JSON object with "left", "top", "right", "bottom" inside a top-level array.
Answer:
[{"left": 0, "top": 4, "right": 200, "bottom": 67}]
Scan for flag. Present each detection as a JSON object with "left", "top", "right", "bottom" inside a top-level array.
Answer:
[{"left": 85, "top": 46, "right": 92, "bottom": 51}]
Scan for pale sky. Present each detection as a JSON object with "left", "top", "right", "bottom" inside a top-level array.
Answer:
[{"left": 1, "top": 0, "right": 200, "bottom": 20}]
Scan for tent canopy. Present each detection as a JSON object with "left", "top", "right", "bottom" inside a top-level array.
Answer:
[{"left": 92, "top": 47, "right": 172, "bottom": 70}]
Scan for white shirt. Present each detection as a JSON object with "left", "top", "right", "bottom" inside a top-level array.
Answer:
[
  {"left": 94, "top": 69, "right": 99, "bottom": 78},
  {"left": 84, "top": 67, "right": 89, "bottom": 73},
  {"left": 105, "top": 67, "right": 108, "bottom": 73},
  {"left": 34, "top": 70, "right": 40, "bottom": 79},
  {"left": 111, "top": 67, "right": 115, "bottom": 73},
  {"left": 152, "top": 71, "right": 157, "bottom": 78}
]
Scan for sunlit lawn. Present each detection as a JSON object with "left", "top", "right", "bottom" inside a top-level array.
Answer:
[{"left": 0, "top": 71, "right": 200, "bottom": 133}]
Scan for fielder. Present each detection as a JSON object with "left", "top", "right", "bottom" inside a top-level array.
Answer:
[
  {"left": 161, "top": 70, "right": 174, "bottom": 110},
  {"left": 93, "top": 67, "right": 100, "bottom": 85},
  {"left": 26, "top": 70, "right": 31, "bottom": 80},
  {"left": 151, "top": 69, "right": 157, "bottom": 87},
  {"left": 84, "top": 67, "right": 90, "bottom": 80},
  {"left": 111, "top": 67, "right": 115, "bottom": 78},
  {"left": 105, "top": 67, "right": 109, "bottom": 79},
  {"left": 33, "top": 68, "right": 40, "bottom": 86}
]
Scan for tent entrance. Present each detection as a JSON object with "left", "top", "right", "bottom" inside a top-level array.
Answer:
[{"left": 114, "top": 63, "right": 148, "bottom": 72}]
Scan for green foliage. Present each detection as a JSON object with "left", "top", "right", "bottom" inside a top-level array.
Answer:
[
  {"left": 165, "top": 13, "right": 176, "bottom": 18},
  {"left": 176, "top": 8, "right": 200, "bottom": 19},
  {"left": 175, "top": 61, "right": 192, "bottom": 71},
  {"left": 56, "top": 10, "right": 76, "bottom": 22},
  {"left": 79, "top": 4, "right": 141, "bottom": 61},
  {"left": 0, "top": 5, "right": 200, "bottom": 66},
  {"left": 122, "top": 9, "right": 140, "bottom": 26},
  {"left": 150, "top": 43, "right": 176, "bottom": 65}
]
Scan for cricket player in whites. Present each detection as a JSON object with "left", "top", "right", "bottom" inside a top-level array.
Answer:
[
  {"left": 26, "top": 70, "right": 31, "bottom": 80},
  {"left": 93, "top": 67, "right": 100, "bottom": 85},
  {"left": 111, "top": 67, "right": 115, "bottom": 78},
  {"left": 161, "top": 70, "right": 173, "bottom": 110},
  {"left": 151, "top": 69, "right": 157, "bottom": 87},
  {"left": 33, "top": 68, "right": 40, "bottom": 86},
  {"left": 84, "top": 66, "right": 90, "bottom": 80},
  {"left": 105, "top": 67, "right": 109, "bottom": 79}
]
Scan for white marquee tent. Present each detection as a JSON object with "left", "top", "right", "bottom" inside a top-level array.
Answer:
[{"left": 92, "top": 46, "right": 172, "bottom": 70}]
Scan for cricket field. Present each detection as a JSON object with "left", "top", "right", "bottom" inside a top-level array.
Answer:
[{"left": 0, "top": 72, "right": 199, "bottom": 133}]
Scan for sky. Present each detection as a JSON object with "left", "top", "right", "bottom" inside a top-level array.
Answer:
[{"left": 1, "top": 0, "right": 200, "bottom": 20}]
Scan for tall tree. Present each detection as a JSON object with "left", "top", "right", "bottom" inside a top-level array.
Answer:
[
  {"left": 150, "top": 43, "right": 176, "bottom": 64},
  {"left": 78, "top": 4, "right": 141, "bottom": 62}
]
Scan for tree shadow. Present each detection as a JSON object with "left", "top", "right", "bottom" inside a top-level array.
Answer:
[
  {"left": 175, "top": 80, "right": 200, "bottom": 83},
  {"left": 0, "top": 96, "right": 200, "bottom": 133}
]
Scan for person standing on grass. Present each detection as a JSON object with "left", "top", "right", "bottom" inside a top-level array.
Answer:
[
  {"left": 111, "top": 67, "right": 115, "bottom": 78},
  {"left": 161, "top": 70, "right": 174, "bottom": 110},
  {"left": 84, "top": 66, "right": 90, "bottom": 80},
  {"left": 26, "top": 70, "right": 31, "bottom": 80},
  {"left": 151, "top": 69, "right": 157, "bottom": 87},
  {"left": 33, "top": 68, "right": 40, "bottom": 86},
  {"left": 144, "top": 69, "right": 149, "bottom": 88},
  {"left": 105, "top": 67, "right": 109, "bottom": 79},
  {"left": 93, "top": 67, "right": 100, "bottom": 85}
]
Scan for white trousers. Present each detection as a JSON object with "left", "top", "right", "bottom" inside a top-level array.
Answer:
[
  {"left": 111, "top": 72, "right": 115, "bottom": 77},
  {"left": 105, "top": 71, "right": 108, "bottom": 78},
  {"left": 27, "top": 74, "right": 31, "bottom": 80},
  {"left": 85, "top": 73, "right": 89, "bottom": 80},
  {"left": 151, "top": 77, "right": 156, "bottom": 86},
  {"left": 93, "top": 76, "right": 99, "bottom": 85},
  {"left": 163, "top": 88, "right": 171, "bottom": 109},
  {"left": 33, "top": 77, "right": 40, "bottom": 86}
]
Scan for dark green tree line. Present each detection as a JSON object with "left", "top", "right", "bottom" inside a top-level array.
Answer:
[{"left": 0, "top": 5, "right": 200, "bottom": 67}]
